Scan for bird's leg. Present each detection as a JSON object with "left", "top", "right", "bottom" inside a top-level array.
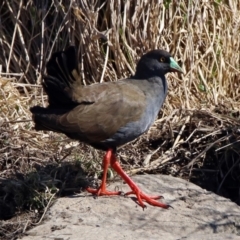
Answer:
[
  {"left": 86, "top": 149, "right": 121, "bottom": 196},
  {"left": 110, "top": 153, "right": 169, "bottom": 209}
]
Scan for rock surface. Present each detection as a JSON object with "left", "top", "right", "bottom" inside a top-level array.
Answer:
[{"left": 20, "top": 175, "right": 240, "bottom": 240}]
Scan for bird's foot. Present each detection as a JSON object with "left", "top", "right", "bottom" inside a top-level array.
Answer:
[
  {"left": 86, "top": 150, "right": 122, "bottom": 197},
  {"left": 86, "top": 186, "right": 121, "bottom": 196},
  {"left": 110, "top": 153, "right": 170, "bottom": 209},
  {"left": 125, "top": 189, "right": 169, "bottom": 209}
]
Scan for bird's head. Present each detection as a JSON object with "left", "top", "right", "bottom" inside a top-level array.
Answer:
[{"left": 134, "top": 50, "right": 183, "bottom": 79}]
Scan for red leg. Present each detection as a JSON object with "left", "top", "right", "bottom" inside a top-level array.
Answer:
[
  {"left": 110, "top": 153, "right": 169, "bottom": 209},
  {"left": 86, "top": 149, "right": 121, "bottom": 196}
]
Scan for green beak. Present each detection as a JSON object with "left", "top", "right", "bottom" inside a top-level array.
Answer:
[{"left": 170, "top": 57, "right": 184, "bottom": 74}]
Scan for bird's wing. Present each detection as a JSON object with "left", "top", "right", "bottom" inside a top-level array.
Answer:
[{"left": 56, "top": 81, "right": 146, "bottom": 142}]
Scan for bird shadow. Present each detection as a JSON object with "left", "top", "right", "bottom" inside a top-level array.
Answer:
[{"left": 0, "top": 161, "right": 95, "bottom": 221}]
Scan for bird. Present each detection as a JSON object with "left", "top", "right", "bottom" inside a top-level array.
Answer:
[{"left": 30, "top": 46, "right": 183, "bottom": 209}]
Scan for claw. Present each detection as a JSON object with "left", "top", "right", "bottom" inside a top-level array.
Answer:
[
  {"left": 125, "top": 190, "right": 169, "bottom": 209},
  {"left": 86, "top": 187, "right": 121, "bottom": 196},
  {"left": 125, "top": 191, "right": 163, "bottom": 200}
]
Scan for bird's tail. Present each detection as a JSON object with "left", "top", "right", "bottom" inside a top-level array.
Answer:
[
  {"left": 30, "top": 106, "right": 67, "bottom": 131},
  {"left": 43, "top": 46, "right": 81, "bottom": 107},
  {"left": 30, "top": 46, "right": 81, "bottom": 131}
]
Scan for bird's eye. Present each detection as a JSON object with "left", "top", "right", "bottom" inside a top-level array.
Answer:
[{"left": 159, "top": 57, "right": 165, "bottom": 62}]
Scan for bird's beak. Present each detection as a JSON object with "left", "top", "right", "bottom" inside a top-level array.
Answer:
[{"left": 169, "top": 57, "right": 184, "bottom": 74}]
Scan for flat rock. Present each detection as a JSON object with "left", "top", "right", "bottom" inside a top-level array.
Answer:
[{"left": 20, "top": 175, "right": 240, "bottom": 240}]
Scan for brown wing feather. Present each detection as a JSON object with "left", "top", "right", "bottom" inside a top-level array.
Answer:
[{"left": 56, "top": 81, "right": 146, "bottom": 142}]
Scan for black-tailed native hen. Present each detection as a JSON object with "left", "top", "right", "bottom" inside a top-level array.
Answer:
[{"left": 30, "top": 46, "right": 183, "bottom": 209}]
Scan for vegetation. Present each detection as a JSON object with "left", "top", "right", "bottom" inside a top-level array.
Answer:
[{"left": 0, "top": 0, "right": 239, "bottom": 238}]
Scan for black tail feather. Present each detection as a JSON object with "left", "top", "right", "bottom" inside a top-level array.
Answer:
[
  {"left": 30, "top": 106, "right": 68, "bottom": 131},
  {"left": 43, "top": 46, "right": 80, "bottom": 107},
  {"left": 46, "top": 46, "right": 77, "bottom": 87}
]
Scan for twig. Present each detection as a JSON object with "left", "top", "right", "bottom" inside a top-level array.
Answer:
[
  {"left": 32, "top": 193, "right": 56, "bottom": 226},
  {"left": 186, "top": 136, "right": 226, "bottom": 168},
  {"left": 100, "top": 43, "right": 109, "bottom": 83},
  {"left": 173, "top": 115, "right": 190, "bottom": 148}
]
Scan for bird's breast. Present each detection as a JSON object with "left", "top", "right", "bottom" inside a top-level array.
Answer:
[{"left": 103, "top": 83, "right": 167, "bottom": 147}]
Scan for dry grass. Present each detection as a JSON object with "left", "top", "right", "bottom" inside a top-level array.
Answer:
[{"left": 0, "top": 0, "right": 240, "bottom": 239}]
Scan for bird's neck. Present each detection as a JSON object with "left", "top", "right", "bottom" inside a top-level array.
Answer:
[
  {"left": 147, "top": 76, "right": 168, "bottom": 103},
  {"left": 130, "top": 75, "right": 168, "bottom": 96}
]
